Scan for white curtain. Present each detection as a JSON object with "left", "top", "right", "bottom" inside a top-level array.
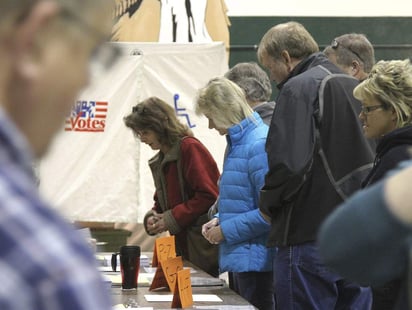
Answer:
[{"left": 39, "top": 42, "right": 228, "bottom": 223}]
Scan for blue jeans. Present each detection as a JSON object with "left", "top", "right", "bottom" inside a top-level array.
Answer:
[
  {"left": 232, "top": 271, "right": 275, "bottom": 310},
  {"left": 274, "top": 242, "right": 372, "bottom": 310}
]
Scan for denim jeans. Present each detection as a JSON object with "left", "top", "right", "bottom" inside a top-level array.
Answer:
[
  {"left": 232, "top": 270, "right": 275, "bottom": 310},
  {"left": 274, "top": 242, "right": 372, "bottom": 310}
]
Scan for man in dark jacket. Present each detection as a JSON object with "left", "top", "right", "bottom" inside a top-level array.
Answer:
[
  {"left": 324, "top": 33, "right": 375, "bottom": 82},
  {"left": 257, "top": 21, "right": 375, "bottom": 309}
]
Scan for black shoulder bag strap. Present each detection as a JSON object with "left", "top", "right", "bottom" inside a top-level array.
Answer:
[{"left": 314, "top": 66, "right": 350, "bottom": 200}]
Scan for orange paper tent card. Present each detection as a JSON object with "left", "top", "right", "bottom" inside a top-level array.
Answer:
[
  {"left": 150, "top": 256, "right": 183, "bottom": 292},
  {"left": 151, "top": 235, "right": 176, "bottom": 267},
  {"left": 171, "top": 268, "right": 193, "bottom": 308}
]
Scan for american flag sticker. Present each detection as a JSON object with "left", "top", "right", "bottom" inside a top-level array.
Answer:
[{"left": 65, "top": 100, "right": 108, "bottom": 132}]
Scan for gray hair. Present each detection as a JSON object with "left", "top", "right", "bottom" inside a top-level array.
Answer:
[
  {"left": 324, "top": 33, "right": 375, "bottom": 73},
  {"left": 257, "top": 21, "right": 319, "bottom": 63},
  {"left": 224, "top": 62, "right": 272, "bottom": 103},
  {"left": 354, "top": 59, "right": 412, "bottom": 128},
  {"left": 195, "top": 77, "right": 254, "bottom": 129}
]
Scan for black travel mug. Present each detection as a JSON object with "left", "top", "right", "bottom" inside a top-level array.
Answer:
[{"left": 112, "top": 245, "right": 141, "bottom": 290}]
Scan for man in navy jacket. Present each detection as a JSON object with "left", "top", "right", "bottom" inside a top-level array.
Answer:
[{"left": 257, "top": 21, "right": 375, "bottom": 309}]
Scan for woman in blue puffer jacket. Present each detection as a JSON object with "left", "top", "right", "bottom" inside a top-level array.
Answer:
[{"left": 195, "top": 77, "right": 276, "bottom": 310}]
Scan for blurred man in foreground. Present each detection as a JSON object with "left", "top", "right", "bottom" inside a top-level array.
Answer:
[{"left": 0, "top": 1, "right": 117, "bottom": 309}]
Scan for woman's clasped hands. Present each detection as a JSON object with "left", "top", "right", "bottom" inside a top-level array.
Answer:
[
  {"left": 202, "top": 218, "right": 224, "bottom": 244},
  {"left": 147, "top": 210, "right": 166, "bottom": 235}
]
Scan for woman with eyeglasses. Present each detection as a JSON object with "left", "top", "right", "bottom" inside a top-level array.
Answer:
[
  {"left": 123, "top": 96, "right": 220, "bottom": 277},
  {"left": 356, "top": 59, "right": 412, "bottom": 310},
  {"left": 319, "top": 59, "right": 412, "bottom": 310},
  {"left": 357, "top": 59, "right": 412, "bottom": 189}
]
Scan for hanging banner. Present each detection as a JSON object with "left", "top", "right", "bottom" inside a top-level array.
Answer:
[{"left": 39, "top": 42, "right": 228, "bottom": 223}]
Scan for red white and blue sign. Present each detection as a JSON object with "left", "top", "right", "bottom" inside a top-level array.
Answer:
[{"left": 65, "top": 100, "right": 108, "bottom": 132}]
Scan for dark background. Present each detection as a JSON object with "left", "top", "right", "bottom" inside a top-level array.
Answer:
[{"left": 228, "top": 16, "right": 412, "bottom": 98}]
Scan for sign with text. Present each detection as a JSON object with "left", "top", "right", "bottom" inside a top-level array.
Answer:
[
  {"left": 171, "top": 268, "right": 193, "bottom": 308},
  {"left": 150, "top": 256, "right": 183, "bottom": 292},
  {"left": 151, "top": 235, "right": 176, "bottom": 267},
  {"left": 39, "top": 43, "right": 227, "bottom": 223},
  {"left": 163, "top": 256, "right": 184, "bottom": 293}
]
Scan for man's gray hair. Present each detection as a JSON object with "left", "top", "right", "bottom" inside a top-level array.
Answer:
[{"left": 224, "top": 62, "right": 272, "bottom": 103}]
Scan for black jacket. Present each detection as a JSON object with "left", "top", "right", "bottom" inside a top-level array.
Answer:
[
  {"left": 254, "top": 101, "right": 276, "bottom": 126},
  {"left": 362, "top": 126, "right": 412, "bottom": 310},
  {"left": 362, "top": 125, "right": 412, "bottom": 187},
  {"left": 260, "top": 52, "right": 374, "bottom": 246}
]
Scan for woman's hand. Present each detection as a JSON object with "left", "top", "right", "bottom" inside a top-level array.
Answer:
[
  {"left": 202, "top": 218, "right": 223, "bottom": 244},
  {"left": 146, "top": 211, "right": 167, "bottom": 235},
  {"left": 202, "top": 218, "right": 219, "bottom": 235}
]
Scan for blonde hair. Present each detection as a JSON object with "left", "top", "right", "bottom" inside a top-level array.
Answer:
[
  {"left": 354, "top": 59, "right": 412, "bottom": 128},
  {"left": 195, "top": 77, "right": 254, "bottom": 129}
]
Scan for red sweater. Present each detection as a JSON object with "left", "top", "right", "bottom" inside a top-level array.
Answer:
[{"left": 152, "top": 137, "right": 220, "bottom": 255}]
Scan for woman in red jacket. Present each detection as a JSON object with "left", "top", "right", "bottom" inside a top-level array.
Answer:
[{"left": 124, "top": 96, "right": 220, "bottom": 276}]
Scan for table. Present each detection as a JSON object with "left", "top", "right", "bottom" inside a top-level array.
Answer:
[
  {"left": 99, "top": 252, "right": 257, "bottom": 309},
  {"left": 110, "top": 285, "right": 256, "bottom": 309}
]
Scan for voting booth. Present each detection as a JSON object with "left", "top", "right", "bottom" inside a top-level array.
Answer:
[{"left": 39, "top": 42, "right": 228, "bottom": 225}]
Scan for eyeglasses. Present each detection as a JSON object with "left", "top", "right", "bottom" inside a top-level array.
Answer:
[
  {"left": 59, "top": 6, "right": 122, "bottom": 75},
  {"left": 89, "top": 43, "right": 122, "bottom": 76},
  {"left": 360, "top": 104, "right": 384, "bottom": 114},
  {"left": 15, "top": 3, "right": 121, "bottom": 80},
  {"left": 331, "top": 39, "right": 364, "bottom": 64}
]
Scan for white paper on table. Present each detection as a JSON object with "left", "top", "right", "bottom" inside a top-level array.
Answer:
[
  {"left": 144, "top": 294, "right": 223, "bottom": 302},
  {"left": 103, "top": 273, "right": 153, "bottom": 285},
  {"left": 113, "top": 305, "right": 153, "bottom": 310},
  {"left": 98, "top": 266, "right": 114, "bottom": 272},
  {"left": 194, "top": 306, "right": 255, "bottom": 309}
]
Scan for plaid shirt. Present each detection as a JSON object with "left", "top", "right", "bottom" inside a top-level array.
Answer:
[{"left": 0, "top": 108, "right": 112, "bottom": 310}]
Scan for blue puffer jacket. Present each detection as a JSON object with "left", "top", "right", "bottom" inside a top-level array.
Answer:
[{"left": 218, "top": 112, "right": 274, "bottom": 273}]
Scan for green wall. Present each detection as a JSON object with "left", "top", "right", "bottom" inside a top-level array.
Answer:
[
  {"left": 227, "top": 16, "right": 412, "bottom": 99},
  {"left": 228, "top": 16, "right": 412, "bottom": 67}
]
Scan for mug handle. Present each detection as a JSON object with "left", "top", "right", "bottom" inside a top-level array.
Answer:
[{"left": 111, "top": 253, "right": 119, "bottom": 271}]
